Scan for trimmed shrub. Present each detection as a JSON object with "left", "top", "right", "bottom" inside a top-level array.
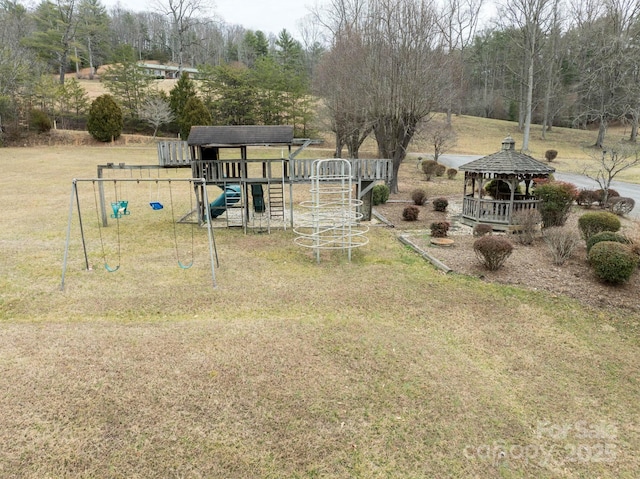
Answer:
[
  {"left": 434, "top": 163, "right": 447, "bottom": 177},
  {"left": 586, "top": 231, "right": 631, "bottom": 253},
  {"left": 511, "top": 209, "right": 542, "bottom": 245},
  {"left": 576, "top": 189, "right": 599, "bottom": 208},
  {"left": 29, "top": 109, "right": 52, "bottom": 133},
  {"left": 372, "top": 184, "right": 390, "bottom": 205},
  {"left": 595, "top": 188, "right": 620, "bottom": 205},
  {"left": 432, "top": 197, "right": 448, "bottom": 212},
  {"left": 473, "top": 223, "right": 493, "bottom": 237},
  {"left": 421, "top": 160, "right": 438, "bottom": 180},
  {"left": 543, "top": 226, "right": 580, "bottom": 265},
  {"left": 473, "top": 236, "right": 513, "bottom": 271},
  {"left": 578, "top": 211, "right": 621, "bottom": 240},
  {"left": 534, "top": 181, "right": 577, "bottom": 227},
  {"left": 402, "top": 205, "right": 420, "bottom": 221},
  {"left": 87, "top": 94, "right": 123, "bottom": 142},
  {"left": 430, "top": 221, "right": 450, "bottom": 238},
  {"left": 607, "top": 197, "right": 635, "bottom": 216},
  {"left": 411, "top": 188, "right": 427, "bottom": 206},
  {"left": 446, "top": 168, "right": 458, "bottom": 179},
  {"left": 545, "top": 149, "right": 558, "bottom": 162},
  {"left": 588, "top": 241, "right": 638, "bottom": 284}
]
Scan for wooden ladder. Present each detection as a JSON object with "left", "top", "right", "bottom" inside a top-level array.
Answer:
[
  {"left": 268, "top": 182, "right": 285, "bottom": 223},
  {"left": 224, "top": 187, "right": 244, "bottom": 228}
]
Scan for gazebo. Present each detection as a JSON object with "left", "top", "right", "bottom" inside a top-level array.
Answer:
[{"left": 459, "top": 137, "right": 555, "bottom": 230}]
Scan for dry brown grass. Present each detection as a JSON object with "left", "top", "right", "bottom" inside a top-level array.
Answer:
[{"left": 1, "top": 145, "right": 639, "bottom": 477}]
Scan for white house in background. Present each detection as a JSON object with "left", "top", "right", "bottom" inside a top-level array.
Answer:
[{"left": 137, "top": 63, "right": 200, "bottom": 79}]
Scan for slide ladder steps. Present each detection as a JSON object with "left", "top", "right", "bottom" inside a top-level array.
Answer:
[
  {"left": 268, "top": 183, "right": 285, "bottom": 221},
  {"left": 224, "top": 189, "right": 244, "bottom": 228}
]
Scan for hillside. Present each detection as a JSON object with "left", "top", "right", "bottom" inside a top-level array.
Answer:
[{"left": 63, "top": 76, "right": 640, "bottom": 181}]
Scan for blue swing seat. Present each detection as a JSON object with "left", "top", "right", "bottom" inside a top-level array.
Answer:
[{"left": 150, "top": 201, "right": 164, "bottom": 210}]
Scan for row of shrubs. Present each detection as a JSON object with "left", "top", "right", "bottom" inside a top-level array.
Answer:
[
  {"left": 401, "top": 195, "right": 449, "bottom": 221},
  {"left": 468, "top": 210, "right": 639, "bottom": 284},
  {"left": 374, "top": 179, "right": 637, "bottom": 284},
  {"left": 420, "top": 160, "right": 458, "bottom": 181}
]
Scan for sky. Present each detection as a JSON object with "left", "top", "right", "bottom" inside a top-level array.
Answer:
[{"left": 104, "top": 0, "right": 315, "bottom": 37}]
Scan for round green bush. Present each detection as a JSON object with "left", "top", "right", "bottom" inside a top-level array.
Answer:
[
  {"left": 29, "top": 109, "right": 52, "bottom": 133},
  {"left": 372, "top": 184, "right": 390, "bottom": 205},
  {"left": 586, "top": 231, "right": 631, "bottom": 253},
  {"left": 588, "top": 241, "right": 638, "bottom": 284},
  {"left": 578, "top": 211, "right": 621, "bottom": 240},
  {"left": 87, "top": 94, "right": 123, "bottom": 142},
  {"left": 534, "top": 181, "right": 577, "bottom": 227}
]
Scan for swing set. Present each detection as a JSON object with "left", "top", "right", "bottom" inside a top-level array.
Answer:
[{"left": 60, "top": 177, "right": 219, "bottom": 290}]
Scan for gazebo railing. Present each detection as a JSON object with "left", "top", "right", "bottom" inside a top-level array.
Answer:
[{"left": 462, "top": 196, "right": 541, "bottom": 224}]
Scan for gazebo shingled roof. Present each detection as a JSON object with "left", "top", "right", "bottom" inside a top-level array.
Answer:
[{"left": 459, "top": 136, "right": 555, "bottom": 176}]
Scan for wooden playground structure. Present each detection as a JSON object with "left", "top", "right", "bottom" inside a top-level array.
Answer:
[
  {"left": 61, "top": 126, "right": 394, "bottom": 289},
  {"left": 157, "top": 125, "right": 393, "bottom": 231}
]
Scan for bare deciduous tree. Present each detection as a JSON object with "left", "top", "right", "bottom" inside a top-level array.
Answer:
[
  {"left": 583, "top": 143, "right": 640, "bottom": 205},
  {"left": 139, "top": 96, "right": 175, "bottom": 137},
  {"left": 365, "top": 0, "right": 448, "bottom": 192},
  {"left": 498, "top": 0, "right": 555, "bottom": 152},
  {"left": 314, "top": 0, "right": 447, "bottom": 192},
  {"left": 436, "top": 0, "right": 485, "bottom": 123},
  {"left": 154, "top": 0, "right": 211, "bottom": 73},
  {"left": 313, "top": 28, "right": 372, "bottom": 158},
  {"left": 420, "top": 119, "right": 457, "bottom": 162},
  {"left": 570, "top": 0, "right": 640, "bottom": 148}
]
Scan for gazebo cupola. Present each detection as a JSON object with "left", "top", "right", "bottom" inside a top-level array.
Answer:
[{"left": 458, "top": 137, "right": 555, "bottom": 230}]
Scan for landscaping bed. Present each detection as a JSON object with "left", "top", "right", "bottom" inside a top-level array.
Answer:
[{"left": 375, "top": 197, "right": 640, "bottom": 312}]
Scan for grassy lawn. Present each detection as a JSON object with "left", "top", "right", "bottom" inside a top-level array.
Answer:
[{"left": 0, "top": 143, "right": 639, "bottom": 477}]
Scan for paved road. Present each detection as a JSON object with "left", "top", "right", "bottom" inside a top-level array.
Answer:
[{"left": 436, "top": 154, "right": 640, "bottom": 219}]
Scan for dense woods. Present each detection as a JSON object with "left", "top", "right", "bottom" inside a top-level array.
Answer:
[{"left": 2, "top": 0, "right": 640, "bottom": 157}]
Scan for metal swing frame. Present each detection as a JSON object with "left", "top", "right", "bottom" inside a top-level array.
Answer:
[{"left": 61, "top": 177, "right": 218, "bottom": 290}]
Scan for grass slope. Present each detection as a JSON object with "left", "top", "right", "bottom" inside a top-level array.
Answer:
[{"left": 0, "top": 145, "right": 638, "bottom": 477}]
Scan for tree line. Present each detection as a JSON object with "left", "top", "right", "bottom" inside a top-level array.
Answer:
[{"left": 0, "top": 0, "right": 319, "bottom": 138}]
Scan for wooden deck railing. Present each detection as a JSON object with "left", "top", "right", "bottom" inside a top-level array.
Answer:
[
  {"left": 157, "top": 141, "right": 191, "bottom": 167},
  {"left": 290, "top": 158, "right": 392, "bottom": 182},
  {"left": 190, "top": 158, "right": 393, "bottom": 183},
  {"left": 462, "top": 196, "right": 540, "bottom": 224}
]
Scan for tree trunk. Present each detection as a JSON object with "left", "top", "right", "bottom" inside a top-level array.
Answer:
[
  {"left": 522, "top": 57, "right": 533, "bottom": 151},
  {"left": 595, "top": 118, "right": 607, "bottom": 148},
  {"left": 374, "top": 115, "right": 417, "bottom": 194},
  {"left": 88, "top": 36, "right": 95, "bottom": 80},
  {"left": 522, "top": 33, "right": 536, "bottom": 152},
  {"left": 630, "top": 111, "right": 638, "bottom": 143},
  {"left": 334, "top": 132, "right": 343, "bottom": 158}
]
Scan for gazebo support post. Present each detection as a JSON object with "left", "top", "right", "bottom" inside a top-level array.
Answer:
[{"left": 509, "top": 176, "right": 516, "bottom": 224}]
